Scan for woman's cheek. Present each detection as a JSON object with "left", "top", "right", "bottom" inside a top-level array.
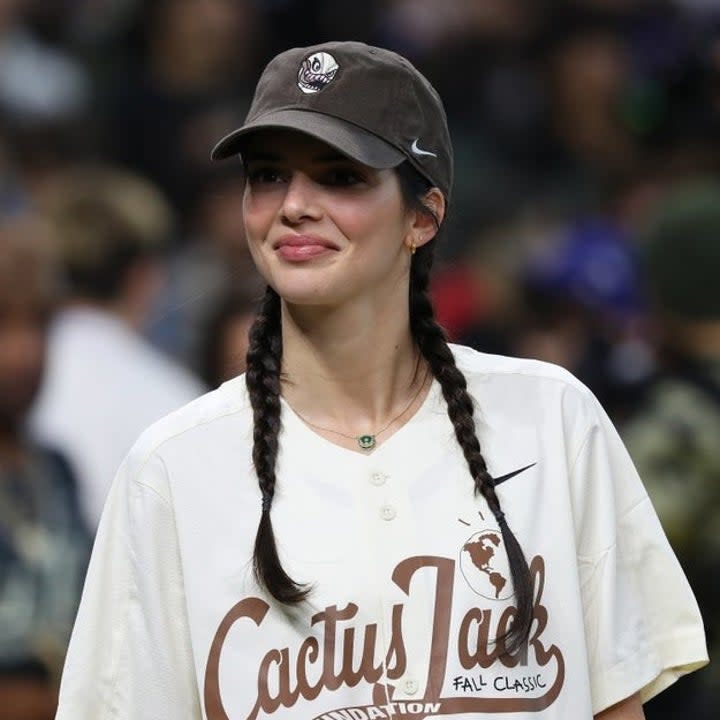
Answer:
[{"left": 245, "top": 239, "right": 271, "bottom": 282}]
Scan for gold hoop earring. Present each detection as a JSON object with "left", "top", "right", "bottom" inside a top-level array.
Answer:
[{"left": 409, "top": 241, "right": 417, "bottom": 255}]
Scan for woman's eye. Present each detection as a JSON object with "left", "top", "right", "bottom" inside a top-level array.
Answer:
[
  {"left": 324, "top": 168, "right": 364, "bottom": 186},
  {"left": 246, "top": 167, "right": 285, "bottom": 184}
]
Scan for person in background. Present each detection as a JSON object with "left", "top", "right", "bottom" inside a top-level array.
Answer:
[
  {"left": 198, "top": 290, "right": 257, "bottom": 389},
  {"left": 0, "top": 0, "right": 89, "bottom": 126},
  {"left": 148, "top": 166, "right": 263, "bottom": 371},
  {"left": 102, "top": 0, "right": 260, "bottom": 217},
  {"left": 622, "top": 179, "right": 720, "bottom": 720},
  {"left": 514, "top": 216, "right": 649, "bottom": 419},
  {"left": 30, "top": 166, "right": 205, "bottom": 532},
  {"left": 0, "top": 221, "right": 90, "bottom": 720}
]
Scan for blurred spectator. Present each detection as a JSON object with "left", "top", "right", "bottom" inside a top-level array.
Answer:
[
  {"left": 454, "top": 208, "right": 653, "bottom": 416},
  {"left": 29, "top": 166, "right": 205, "bottom": 531},
  {"left": 0, "top": 0, "right": 93, "bottom": 202},
  {"left": 622, "top": 179, "right": 720, "bottom": 719},
  {"left": 430, "top": 263, "right": 490, "bottom": 343},
  {"left": 454, "top": 215, "right": 536, "bottom": 357},
  {"left": 545, "top": 19, "right": 638, "bottom": 179},
  {"left": 514, "top": 215, "right": 652, "bottom": 416},
  {"left": 148, "top": 166, "right": 263, "bottom": 370},
  {"left": 0, "top": 221, "right": 89, "bottom": 720},
  {"left": 0, "top": 0, "right": 89, "bottom": 124},
  {"left": 101, "top": 0, "right": 261, "bottom": 218},
  {"left": 198, "top": 291, "right": 256, "bottom": 389},
  {"left": 521, "top": 217, "right": 642, "bottom": 322}
]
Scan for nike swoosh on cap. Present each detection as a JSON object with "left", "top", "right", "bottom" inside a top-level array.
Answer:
[
  {"left": 491, "top": 462, "right": 537, "bottom": 486},
  {"left": 410, "top": 138, "right": 438, "bottom": 158}
]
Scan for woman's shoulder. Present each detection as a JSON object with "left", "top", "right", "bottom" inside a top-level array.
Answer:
[
  {"left": 449, "top": 343, "right": 591, "bottom": 396},
  {"left": 122, "top": 374, "right": 252, "bottom": 471},
  {"left": 448, "top": 343, "right": 602, "bottom": 433}
]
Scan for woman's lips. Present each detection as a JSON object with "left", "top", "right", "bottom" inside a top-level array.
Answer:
[{"left": 274, "top": 235, "right": 339, "bottom": 262}]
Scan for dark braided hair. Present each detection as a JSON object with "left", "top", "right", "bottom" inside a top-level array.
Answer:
[
  {"left": 397, "top": 164, "right": 534, "bottom": 653},
  {"left": 246, "top": 286, "right": 310, "bottom": 603},
  {"left": 244, "top": 162, "right": 533, "bottom": 652}
]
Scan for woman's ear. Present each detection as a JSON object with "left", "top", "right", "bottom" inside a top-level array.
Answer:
[{"left": 407, "top": 188, "right": 446, "bottom": 250}]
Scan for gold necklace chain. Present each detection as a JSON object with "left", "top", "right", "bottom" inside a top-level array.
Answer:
[{"left": 288, "top": 365, "right": 430, "bottom": 451}]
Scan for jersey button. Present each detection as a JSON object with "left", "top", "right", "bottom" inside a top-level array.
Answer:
[
  {"left": 404, "top": 679, "right": 418, "bottom": 695},
  {"left": 380, "top": 505, "right": 396, "bottom": 521},
  {"left": 370, "top": 472, "right": 388, "bottom": 486}
]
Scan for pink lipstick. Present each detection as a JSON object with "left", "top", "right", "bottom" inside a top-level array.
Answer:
[{"left": 274, "top": 235, "right": 339, "bottom": 262}]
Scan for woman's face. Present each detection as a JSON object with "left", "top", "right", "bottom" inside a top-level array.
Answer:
[{"left": 241, "top": 130, "right": 415, "bottom": 309}]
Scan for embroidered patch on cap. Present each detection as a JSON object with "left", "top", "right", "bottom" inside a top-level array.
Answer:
[{"left": 297, "top": 52, "right": 339, "bottom": 94}]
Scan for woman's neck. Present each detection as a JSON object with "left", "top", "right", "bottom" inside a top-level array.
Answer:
[{"left": 279, "top": 298, "right": 424, "bottom": 432}]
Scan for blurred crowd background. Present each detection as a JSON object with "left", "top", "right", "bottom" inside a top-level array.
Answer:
[{"left": 0, "top": 0, "right": 718, "bottom": 717}]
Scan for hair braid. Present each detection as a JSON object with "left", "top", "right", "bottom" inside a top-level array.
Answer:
[
  {"left": 246, "top": 286, "right": 310, "bottom": 603},
  {"left": 409, "top": 242, "right": 533, "bottom": 654}
]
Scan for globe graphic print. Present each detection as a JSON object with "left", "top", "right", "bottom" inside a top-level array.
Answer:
[{"left": 459, "top": 530, "right": 513, "bottom": 601}]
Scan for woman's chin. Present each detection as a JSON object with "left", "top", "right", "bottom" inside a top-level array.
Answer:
[{"left": 272, "top": 281, "right": 347, "bottom": 309}]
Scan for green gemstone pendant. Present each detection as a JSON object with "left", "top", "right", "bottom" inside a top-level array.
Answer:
[{"left": 357, "top": 434, "right": 376, "bottom": 450}]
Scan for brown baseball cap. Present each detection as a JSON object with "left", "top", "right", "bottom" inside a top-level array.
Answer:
[{"left": 211, "top": 41, "right": 453, "bottom": 201}]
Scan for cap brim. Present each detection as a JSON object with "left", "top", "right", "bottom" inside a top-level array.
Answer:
[{"left": 210, "top": 109, "right": 406, "bottom": 169}]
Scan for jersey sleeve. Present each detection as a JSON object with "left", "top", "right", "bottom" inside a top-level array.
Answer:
[
  {"left": 54, "top": 444, "right": 202, "bottom": 719},
  {"left": 569, "top": 392, "right": 709, "bottom": 714}
]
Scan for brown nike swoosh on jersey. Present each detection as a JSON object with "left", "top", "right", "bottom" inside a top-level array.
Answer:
[{"left": 492, "top": 462, "right": 537, "bottom": 486}]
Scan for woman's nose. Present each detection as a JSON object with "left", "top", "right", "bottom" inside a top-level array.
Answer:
[{"left": 280, "top": 172, "right": 322, "bottom": 224}]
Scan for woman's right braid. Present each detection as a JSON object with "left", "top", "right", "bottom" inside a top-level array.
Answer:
[
  {"left": 246, "top": 286, "right": 309, "bottom": 604},
  {"left": 410, "top": 244, "right": 533, "bottom": 654}
]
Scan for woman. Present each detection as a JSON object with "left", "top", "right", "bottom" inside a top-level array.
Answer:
[{"left": 55, "top": 42, "right": 707, "bottom": 720}]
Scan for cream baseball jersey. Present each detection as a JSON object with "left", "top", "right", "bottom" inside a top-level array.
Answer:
[{"left": 55, "top": 345, "right": 708, "bottom": 719}]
